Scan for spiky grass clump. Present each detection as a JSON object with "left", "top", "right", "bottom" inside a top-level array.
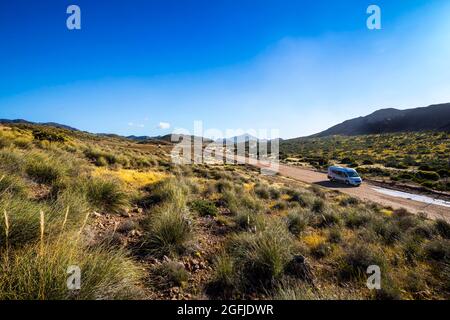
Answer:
[
  {"left": 286, "top": 210, "right": 310, "bottom": 236},
  {"left": 152, "top": 260, "right": 189, "bottom": 288},
  {"left": 0, "top": 197, "right": 46, "bottom": 247},
  {"left": 0, "top": 174, "right": 27, "bottom": 197},
  {"left": 25, "top": 154, "right": 65, "bottom": 185},
  {"left": 82, "top": 177, "right": 128, "bottom": 214},
  {"left": 434, "top": 219, "right": 450, "bottom": 239},
  {"left": 140, "top": 178, "right": 186, "bottom": 209},
  {"left": 226, "top": 219, "right": 295, "bottom": 289},
  {"left": 338, "top": 243, "right": 385, "bottom": 281},
  {"left": 0, "top": 236, "right": 144, "bottom": 300},
  {"left": 143, "top": 204, "right": 193, "bottom": 258},
  {"left": 190, "top": 199, "right": 218, "bottom": 217}
]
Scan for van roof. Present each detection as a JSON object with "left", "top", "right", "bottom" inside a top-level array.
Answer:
[{"left": 329, "top": 166, "right": 356, "bottom": 172}]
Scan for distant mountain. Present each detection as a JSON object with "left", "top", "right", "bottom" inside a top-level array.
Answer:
[
  {"left": 0, "top": 119, "right": 79, "bottom": 131},
  {"left": 126, "top": 135, "right": 152, "bottom": 141},
  {"left": 218, "top": 134, "right": 260, "bottom": 144},
  {"left": 311, "top": 103, "right": 450, "bottom": 137},
  {"left": 132, "top": 134, "right": 214, "bottom": 144}
]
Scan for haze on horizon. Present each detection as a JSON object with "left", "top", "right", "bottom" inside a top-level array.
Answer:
[{"left": 1, "top": 0, "right": 450, "bottom": 139}]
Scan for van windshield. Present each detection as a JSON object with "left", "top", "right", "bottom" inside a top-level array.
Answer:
[{"left": 346, "top": 171, "right": 359, "bottom": 178}]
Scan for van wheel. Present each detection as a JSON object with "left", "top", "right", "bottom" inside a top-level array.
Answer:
[{"left": 345, "top": 180, "right": 350, "bottom": 185}]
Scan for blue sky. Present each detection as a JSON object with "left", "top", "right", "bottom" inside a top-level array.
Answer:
[{"left": 1, "top": 0, "right": 450, "bottom": 138}]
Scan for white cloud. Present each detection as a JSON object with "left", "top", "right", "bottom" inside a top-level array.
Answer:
[{"left": 158, "top": 122, "right": 170, "bottom": 129}]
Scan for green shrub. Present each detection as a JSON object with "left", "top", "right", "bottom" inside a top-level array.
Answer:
[
  {"left": 311, "top": 199, "right": 325, "bottom": 213},
  {"left": 269, "top": 187, "right": 281, "bottom": 200},
  {"left": 434, "top": 219, "right": 450, "bottom": 239},
  {"left": 328, "top": 227, "right": 342, "bottom": 243},
  {"left": 286, "top": 210, "right": 309, "bottom": 236},
  {"left": 32, "top": 129, "right": 67, "bottom": 143},
  {"left": 84, "top": 148, "right": 118, "bottom": 166},
  {"left": 401, "top": 235, "right": 422, "bottom": 263},
  {"left": 226, "top": 220, "right": 294, "bottom": 289},
  {"left": 0, "top": 237, "right": 144, "bottom": 299},
  {"left": 215, "top": 179, "right": 233, "bottom": 193},
  {"left": 83, "top": 178, "right": 128, "bottom": 214},
  {"left": 415, "top": 171, "right": 440, "bottom": 181},
  {"left": 26, "top": 156, "right": 64, "bottom": 185},
  {"left": 315, "top": 210, "right": 341, "bottom": 228},
  {"left": 338, "top": 244, "right": 384, "bottom": 281},
  {"left": 423, "top": 239, "right": 450, "bottom": 263},
  {"left": 0, "top": 175, "right": 27, "bottom": 197},
  {"left": 272, "top": 201, "right": 287, "bottom": 211},
  {"left": 310, "top": 242, "right": 332, "bottom": 259},
  {"left": 344, "top": 210, "right": 372, "bottom": 229},
  {"left": 143, "top": 204, "right": 193, "bottom": 257},
  {"left": 372, "top": 220, "right": 402, "bottom": 245},
  {"left": 190, "top": 199, "right": 218, "bottom": 217},
  {"left": 207, "top": 253, "right": 236, "bottom": 297},
  {"left": 0, "top": 150, "right": 25, "bottom": 174},
  {"left": 393, "top": 209, "right": 417, "bottom": 226},
  {"left": 140, "top": 178, "right": 186, "bottom": 209},
  {"left": 233, "top": 210, "right": 265, "bottom": 231},
  {"left": 221, "top": 189, "right": 240, "bottom": 215},
  {"left": 152, "top": 260, "right": 189, "bottom": 288},
  {"left": 411, "top": 223, "right": 435, "bottom": 240},
  {"left": 339, "top": 197, "right": 359, "bottom": 207},
  {"left": 0, "top": 197, "right": 43, "bottom": 247},
  {"left": 254, "top": 185, "right": 270, "bottom": 199}
]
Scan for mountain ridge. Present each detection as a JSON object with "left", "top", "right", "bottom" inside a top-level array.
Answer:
[{"left": 310, "top": 103, "right": 450, "bottom": 137}]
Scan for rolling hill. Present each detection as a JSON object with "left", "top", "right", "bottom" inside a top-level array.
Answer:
[{"left": 311, "top": 103, "right": 450, "bottom": 137}]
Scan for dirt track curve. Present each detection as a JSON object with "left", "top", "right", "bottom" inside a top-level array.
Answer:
[{"left": 236, "top": 157, "right": 450, "bottom": 221}]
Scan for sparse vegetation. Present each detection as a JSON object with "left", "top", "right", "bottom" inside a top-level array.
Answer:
[
  {"left": 0, "top": 123, "right": 448, "bottom": 300},
  {"left": 281, "top": 131, "right": 450, "bottom": 191}
]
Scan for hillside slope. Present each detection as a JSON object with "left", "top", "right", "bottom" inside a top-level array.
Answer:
[{"left": 312, "top": 103, "right": 450, "bottom": 137}]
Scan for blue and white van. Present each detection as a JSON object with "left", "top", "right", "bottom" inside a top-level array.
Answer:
[{"left": 327, "top": 166, "right": 362, "bottom": 186}]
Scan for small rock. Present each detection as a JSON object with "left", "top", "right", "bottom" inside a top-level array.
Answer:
[
  {"left": 93, "top": 211, "right": 102, "bottom": 218},
  {"left": 120, "top": 209, "right": 131, "bottom": 217}
]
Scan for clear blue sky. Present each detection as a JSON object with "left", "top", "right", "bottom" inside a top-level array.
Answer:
[{"left": 1, "top": 0, "right": 450, "bottom": 138}]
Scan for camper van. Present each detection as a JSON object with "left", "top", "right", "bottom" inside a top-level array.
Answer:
[{"left": 327, "top": 166, "right": 362, "bottom": 186}]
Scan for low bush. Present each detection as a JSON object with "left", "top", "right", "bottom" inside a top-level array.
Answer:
[
  {"left": 311, "top": 199, "right": 325, "bottom": 213},
  {"left": 415, "top": 171, "right": 440, "bottom": 182},
  {"left": 339, "top": 197, "right": 359, "bottom": 207},
  {"left": 315, "top": 210, "right": 341, "bottom": 228},
  {"left": 254, "top": 185, "right": 270, "bottom": 199},
  {"left": 372, "top": 220, "right": 402, "bottom": 245},
  {"left": 344, "top": 210, "right": 372, "bottom": 229},
  {"left": 0, "top": 197, "right": 43, "bottom": 247},
  {"left": 338, "top": 244, "right": 384, "bottom": 281},
  {"left": 140, "top": 178, "right": 186, "bottom": 209},
  {"left": 0, "top": 237, "right": 144, "bottom": 299},
  {"left": 32, "top": 129, "right": 67, "bottom": 143},
  {"left": 328, "top": 227, "right": 342, "bottom": 243},
  {"left": 207, "top": 253, "right": 236, "bottom": 298},
  {"left": 84, "top": 148, "right": 118, "bottom": 166},
  {"left": 26, "top": 155, "right": 64, "bottom": 185},
  {"left": 226, "top": 220, "right": 294, "bottom": 289},
  {"left": 0, "top": 175, "right": 27, "bottom": 197},
  {"left": 83, "top": 178, "right": 128, "bottom": 214},
  {"left": 286, "top": 210, "right": 309, "bottom": 236},
  {"left": 434, "top": 219, "right": 450, "bottom": 239},
  {"left": 269, "top": 187, "right": 281, "bottom": 200},
  {"left": 233, "top": 210, "right": 265, "bottom": 231},
  {"left": 152, "top": 260, "right": 189, "bottom": 288},
  {"left": 190, "top": 199, "right": 218, "bottom": 217},
  {"left": 423, "top": 239, "right": 450, "bottom": 263},
  {"left": 142, "top": 204, "right": 193, "bottom": 257}
]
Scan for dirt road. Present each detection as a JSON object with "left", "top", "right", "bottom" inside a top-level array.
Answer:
[{"left": 236, "top": 157, "right": 450, "bottom": 221}]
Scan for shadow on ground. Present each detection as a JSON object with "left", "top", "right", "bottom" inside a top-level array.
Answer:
[{"left": 314, "top": 181, "right": 359, "bottom": 189}]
